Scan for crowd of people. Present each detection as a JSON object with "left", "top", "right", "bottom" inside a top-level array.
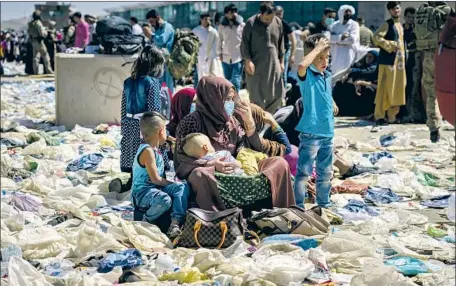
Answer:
[
  {"left": 0, "top": 10, "right": 98, "bottom": 75},
  {"left": 1, "top": 1, "right": 454, "bottom": 240}
]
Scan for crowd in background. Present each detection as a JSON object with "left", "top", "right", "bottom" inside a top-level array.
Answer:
[{"left": 1, "top": 1, "right": 453, "bottom": 142}]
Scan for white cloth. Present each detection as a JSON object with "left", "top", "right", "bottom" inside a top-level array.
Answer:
[
  {"left": 216, "top": 17, "right": 245, "bottom": 64},
  {"left": 328, "top": 5, "right": 360, "bottom": 75},
  {"left": 193, "top": 25, "right": 224, "bottom": 80},
  {"left": 132, "top": 24, "right": 143, "bottom": 35}
]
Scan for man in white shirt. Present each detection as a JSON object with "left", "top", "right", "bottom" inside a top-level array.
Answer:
[
  {"left": 328, "top": 5, "right": 360, "bottom": 75},
  {"left": 216, "top": 4, "right": 245, "bottom": 91},
  {"left": 192, "top": 13, "right": 224, "bottom": 82},
  {"left": 130, "top": 17, "right": 143, "bottom": 35}
]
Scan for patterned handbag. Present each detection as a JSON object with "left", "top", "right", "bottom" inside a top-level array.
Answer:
[{"left": 175, "top": 208, "right": 246, "bottom": 249}]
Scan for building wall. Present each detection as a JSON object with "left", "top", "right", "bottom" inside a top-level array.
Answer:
[
  {"left": 109, "top": 1, "right": 360, "bottom": 29},
  {"left": 35, "top": 3, "right": 72, "bottom": 30}
]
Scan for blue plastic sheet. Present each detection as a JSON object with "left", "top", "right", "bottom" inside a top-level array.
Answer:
[
  {"left": 420, "top": 194, "right": 451, "bottom": 209},
  {"left": 343, "top": 199, "right": 380, "bottom": 216},
  {"left": 365, "top": 187, "right": 402, "bottom": 205},
  {"left": 66, "top": 153, "right": 104, "bottom": 172},
  {"left": 98, "top": 249, "right": 143, "bottom": 273},
  {"left": 384, "top": 256, "right": 429, "bottom": 276}
]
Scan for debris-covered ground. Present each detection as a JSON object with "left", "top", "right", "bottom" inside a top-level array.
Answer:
[{"left": 1, "top": 63, "right": 455, "bottom": 285}]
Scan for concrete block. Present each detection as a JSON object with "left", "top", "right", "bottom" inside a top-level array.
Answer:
[{"left": 55, "top": 53, "right": 136, "bottom": 129}]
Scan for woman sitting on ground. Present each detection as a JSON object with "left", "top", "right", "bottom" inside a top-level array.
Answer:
[
  {"left": 333, "top": 50, "right": 379, "bottom": 117},
  {"left": 167, "top": 87, "right": 196, "bottom": 138},
  {"left": 174, "top": 76, "right": 295, "bottom": 211},
  {"left": 234, "top": 93, "right": 299, "bottom": 175}
]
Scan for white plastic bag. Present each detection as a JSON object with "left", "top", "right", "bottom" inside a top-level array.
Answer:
[
  {"left": 351, "top": 259, "right": 415, "bottom": 286},
  {"left": 8, "top": 256, "right": 53, "bottom": 286},
  {"left": 320, "top": 230, "right": 379, "bottom": 273}
]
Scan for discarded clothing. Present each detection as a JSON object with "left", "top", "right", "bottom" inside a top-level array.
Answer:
[
  {"left": 364, "top": 151, "right": 394, "bottom": 165},
  {"left": 9, "top": 192, "right": 43, "bottom": 213},
  {"left": 343, "top": 199, "right": 380, "bottom": 216},
  {"left": 98, "top": 249, "right": 143, "bottom": 273},
  {"left": 365, "top": 187, "right": 402, "bottom": 205},
  {"left": 420, "top": 195, "right": 451, "bottom": 208},
  {"left": 66, "top": 153, "right": 104, "bottom": 172},
  {"left": 379, "top": 133, "right": 397, "bottom": 147}
]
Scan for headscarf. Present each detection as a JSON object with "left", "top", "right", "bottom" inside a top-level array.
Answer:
[
  {"left": 337, "top": 5, "right": 355, "bottom": 22},
  {"left": 367, "top": 50, "right": 379, "bottom": 65},
  {"left": 195, "top": 76, "right": 238, "bottom": 145},
  {"left": 168, "top": 88, "right": 196, "bottom": 137}
]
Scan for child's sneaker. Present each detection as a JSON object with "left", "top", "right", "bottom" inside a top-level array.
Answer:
[{"left": 167, "top": 219, "right": 182, "bottom": 239}]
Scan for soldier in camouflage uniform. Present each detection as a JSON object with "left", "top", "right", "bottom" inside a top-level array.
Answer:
[
  {"left": 28, "top": 10, "right": 53, "bottom": 75},
  {"left": 415, "top": 2, "right": 454, "bottom": 142}
]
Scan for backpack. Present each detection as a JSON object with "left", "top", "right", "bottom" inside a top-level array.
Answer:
[
  {"left": 96, "top": 16, "right": 132, "bottom": 37},
  {"left": 101, "top": 34, "right": 144, "bottom": 55},
  {"left": 415, "top": 4, "right": 454, "bottom": 51},
  {"left": 167, "top": 29, "right": 201, "bottom": 79}
]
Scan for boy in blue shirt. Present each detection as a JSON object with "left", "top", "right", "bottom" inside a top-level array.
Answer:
[
  {"left": 294, "top": 34, "right": 338, "bottom": 208},
  {"left": 132, "top": 111, "right": 189, "bottom": 238}
]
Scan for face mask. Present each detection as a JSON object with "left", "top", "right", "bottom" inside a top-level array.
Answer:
[
  {"left": 325, "top": 18, "right": 334, "bottom": 26},
  {"left": 224, "top": 101, "right": 235, "bottom": 117},
  {"left": 189, "top": 103, "right": 196, "bottom": 114},
  {"left": 343, "top": 14, "right": 351, "bottom": 21}
]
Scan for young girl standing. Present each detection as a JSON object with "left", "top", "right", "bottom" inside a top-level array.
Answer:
[{"left": 118, "top": 46, "right": 167, "bottom": 191}]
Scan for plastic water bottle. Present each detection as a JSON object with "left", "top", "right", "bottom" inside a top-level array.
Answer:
[
  {"left": 166, "top": 161, "right": 176, "bottom": 182},
  {"left": 448, "top": 193, "right": 455, "bottom": 222}
]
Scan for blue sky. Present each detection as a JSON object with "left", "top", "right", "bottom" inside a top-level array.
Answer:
[{"left": 1, "top": 2, "right": 144, "bottom": 21}]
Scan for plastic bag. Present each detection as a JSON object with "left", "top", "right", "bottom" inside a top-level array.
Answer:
[
  {"left": 384, "top": 256, "right": 429, "bottom": 276},
  {"left": 7, "top": 256, "right": 53, "bottom": 286},
  {"left": 351, "top": 259, "right": 416, "bottom": 286},
  {"left": 320, "top": 230, "right": 379, "bottom": 273}
]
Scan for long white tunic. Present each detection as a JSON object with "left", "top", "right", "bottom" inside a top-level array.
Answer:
[
  {"left": 192, "top": 25, "right": 224, "bottom": 81},
  {"left": 328, "top": 5, "right": 360, "bottom": 75}
]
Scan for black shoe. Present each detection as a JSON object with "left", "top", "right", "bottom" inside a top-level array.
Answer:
[
  {"left": 430, "top": 129, "right": 440, "bottom": 143},
  {"left": 376, "top": 119, "right": 388, "bottom": 126},
  {"left": 342, "top": 164, "right": 379, "bottom": 179}
]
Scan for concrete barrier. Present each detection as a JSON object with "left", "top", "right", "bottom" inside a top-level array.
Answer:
[{"left": 55, "top": 53, "right": 136, "bottom": 129}]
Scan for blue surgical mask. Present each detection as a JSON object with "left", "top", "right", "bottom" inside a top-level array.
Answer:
[
  {"left": 325, "top": 18, "right": 335, "bottom": 26},
  {"left": 224, "top": 101, "right": 235, "bottom": 117},
  {"left": 189, "top": 103, "right": 196, "bottom": 114}
]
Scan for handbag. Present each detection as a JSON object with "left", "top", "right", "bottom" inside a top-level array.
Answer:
[
  {"left": 249, "top": 206, "right": 330, "bottom": 236},
  {"left": 175, "top": 208, "right": 250, "bottom": 249}
]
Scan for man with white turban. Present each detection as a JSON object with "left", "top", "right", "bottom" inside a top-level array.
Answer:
[{"left": 328, "top": 5, "right": 360, "bottom": 75}]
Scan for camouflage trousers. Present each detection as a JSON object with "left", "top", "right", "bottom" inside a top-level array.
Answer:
[
  {"left": 32, "top": 40, "right": 53, "bottom": 75},
  {"left": 422, "top": 50, "right": 442, "bottom": 131}
]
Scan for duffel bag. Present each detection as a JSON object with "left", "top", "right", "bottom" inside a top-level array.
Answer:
[
  {"left": 96, "top": 16, "right": 132, "bottom": 37},
  {"left": 249, "top": 206, "right": 330, "bottom": 236},
  {"left": 101, "top": 34, "right": 144, "bottom": 55}
]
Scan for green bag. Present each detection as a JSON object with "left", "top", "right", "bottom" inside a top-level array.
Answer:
[{"left": 215, "top": 173, "right": 271, "bottom": 208}]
